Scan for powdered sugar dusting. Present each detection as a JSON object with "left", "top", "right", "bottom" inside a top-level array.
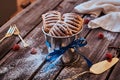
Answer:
[
  {"left": 2, "top": 50, "right": 46, "bottom": 80},
  {"left": 103, "top": 32, "right": 115, "bottom": 41},
  {"left": 26, "top": 37, "right": 35, "bottom": 46}
]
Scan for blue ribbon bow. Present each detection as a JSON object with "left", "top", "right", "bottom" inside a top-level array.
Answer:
[
  {"left": 45, "top": 38, "right": 87, "bottom": 62},
  {"left": 43, "top": 37, "right": 92, "bottom": 72}
]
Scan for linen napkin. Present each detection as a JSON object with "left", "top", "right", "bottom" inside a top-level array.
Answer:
[{"left": 74, "top": 0, "right": 120, "bottom": 32}]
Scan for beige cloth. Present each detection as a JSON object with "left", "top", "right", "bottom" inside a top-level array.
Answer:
[{"left": 74, "top": 0, "right": 120, "bottom": 32}]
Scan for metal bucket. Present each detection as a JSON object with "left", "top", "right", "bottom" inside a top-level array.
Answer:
[{"left": 42, "top": 27, "right": 83, "bottom": 64}]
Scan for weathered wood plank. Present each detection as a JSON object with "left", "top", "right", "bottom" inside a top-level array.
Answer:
[
  {"left": 79, "top": 30, "right": 118, "bottom": 80},
  {"left": 1, "top": 0, "right": 119, "bottom": 80},
  {"left": 0, "top": 0, "right": 64, "bottom": 79},
  {"left": 56, "top": 28, "right": 118, "bottom": 80},
  {"left": 108, "top": 60, "right": 120, "bottom": 80},
  {"left": 32, "top": 61, "right": 63, "bottom": 80},
  {"left": 108, "top": 34, "right": 120, "bottom": 80},
  {"left": 0, "top": 0, "right": 63, "bottom": 59},
  {"left": 0, "top": 22, "right": 46, "bottom": 80}
]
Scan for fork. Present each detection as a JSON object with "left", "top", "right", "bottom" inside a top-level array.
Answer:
[
  {"left": 13, "top": 25, "right": 29, "bottom": 47},
  {"left": 0, "top": 26, "right": 15, "bottom": 43}
]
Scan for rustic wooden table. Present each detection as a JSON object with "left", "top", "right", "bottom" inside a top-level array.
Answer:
[{"left": 0, "top": 0, "right": 120, "bottom": 80}]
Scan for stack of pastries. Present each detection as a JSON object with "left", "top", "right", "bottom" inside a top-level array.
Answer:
[{"left": 42, "top": 11, "right": 83, "bottom": 37}]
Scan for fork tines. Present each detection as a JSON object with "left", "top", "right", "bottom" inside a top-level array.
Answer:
[{"left": 9, "top": 26, "right": 16, "bottom": 35}]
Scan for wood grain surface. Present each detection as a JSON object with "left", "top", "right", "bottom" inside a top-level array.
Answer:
[{"left": 0, "top": 0, "right": 120, "bottom": 80}]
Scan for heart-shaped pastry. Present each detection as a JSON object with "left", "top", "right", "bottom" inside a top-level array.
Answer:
[
  {"left": 42, "top": 11, "right": 61, "bottom": 33},
  {"left": 42, "top": 11, "right": 83, "bottom": 37},
  {"left": 63, "top": 13, "right": 83, "bottom": 34}
]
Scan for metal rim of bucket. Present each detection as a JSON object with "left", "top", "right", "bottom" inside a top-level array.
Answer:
[{"left": 42, "top": 26, "right": 83, "bottom": 39}]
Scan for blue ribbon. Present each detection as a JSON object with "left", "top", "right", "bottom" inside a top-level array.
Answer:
[
  {"left": 45, "top": 37, "right": 87, "bottom": 62},
  {"left": 45, "top": 41, "right": 51, "bottom": 48},
  {"left": 43, "top": 37, "right": 92, "bottom": 72},
  {"left": 74, "top": 48, "right": 93, "bottom": 67}
]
